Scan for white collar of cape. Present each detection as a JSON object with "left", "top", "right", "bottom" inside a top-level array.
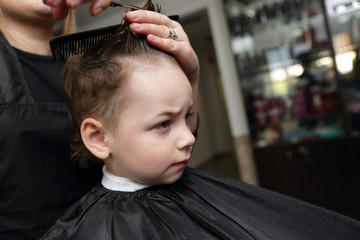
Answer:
[{"left": 102, "top": 165, "right": 150, "bottom": 192}]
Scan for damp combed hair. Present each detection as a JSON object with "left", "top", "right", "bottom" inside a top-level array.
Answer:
[{"left": 63, "top": 0, "right": 178, "bottom": 168}]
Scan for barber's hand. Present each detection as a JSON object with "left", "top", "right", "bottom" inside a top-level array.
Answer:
[
  {"left": 43, "top": 1, "right": 200, "bottom": 84},
  {"left": 43, "top": 0, "right": 111, "bottom": 19},
  {"left": 126, "top": 10, "right": 199, "bottom": 87},
  {"left": 126, "top": 10, "right": 200, "bottom": 131}
]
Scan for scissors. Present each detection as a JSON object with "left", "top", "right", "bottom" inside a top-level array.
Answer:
[{"left": 110, "top": 0, "right": 141, "bottom": 10}]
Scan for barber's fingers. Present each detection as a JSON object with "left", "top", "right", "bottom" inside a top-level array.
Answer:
[
  {"left": 129, "top": 23, "right": 187, "bottom": 42},
  {"left": 64, "top": 0, "right": 92, "bottom": 8},
  {"left": 44, "top": 0, "right": 111, "bottom": 19},
  {"left": 44, "top": 0, "right": 70, "bottom": 19},
  {"left": 126, "top": 10, "right": 179, "bottom": 29},
  {"left": 126, "top": 10, "right": 199, "bottom": 83},
  {"left": 85, "top": 0, "right": 111, "bottom": 16},
  {"left": 148, "top": 34, "right": 199, "bottom": 81},
  {"left": 50, "top": 6, "right": 68, "bottom": 20},
  {"left": 146, "top": 33, "right": 191, "bottom": 60},
  {"left": 126, "top": 10, "right": 188, "bottom": 43},
  {"left": 43, "top": 0, "right": 92, "bottom": 7},
  {"left": 65, "top": 0, "right": 111, "bottom": 16}
]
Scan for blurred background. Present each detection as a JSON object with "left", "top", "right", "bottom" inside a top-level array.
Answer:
[{"left": 73, "top": 0, "right": 360, "bottom": 220}]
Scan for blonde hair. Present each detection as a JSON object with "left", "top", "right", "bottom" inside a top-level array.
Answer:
[{"left": 62, "top": 9, "right": 77, "bottom": 35}]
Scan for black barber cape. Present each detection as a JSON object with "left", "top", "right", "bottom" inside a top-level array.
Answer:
[{"left": 41, "top": 167, "right": 360, "bottom": 239}]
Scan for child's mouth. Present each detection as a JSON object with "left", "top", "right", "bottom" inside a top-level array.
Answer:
[{"left": 172, "top": 159, "right": 189, "bottom": 168}]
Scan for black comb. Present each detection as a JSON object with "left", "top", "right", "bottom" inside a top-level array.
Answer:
[
  {"left": 50, "top": 15, "right": 180, "bottom": 61},
  {"left": 50, "top": 24, "right": 119, "bottom": 61}
]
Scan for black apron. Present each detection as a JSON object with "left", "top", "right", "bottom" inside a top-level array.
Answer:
[{"left": 0, "top": 33, "right": 101, "bottom": 240}]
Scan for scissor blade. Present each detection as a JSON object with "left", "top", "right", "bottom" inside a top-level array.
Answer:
[{"left": 110, "top": 1, "right": 141, "bottom": 10}]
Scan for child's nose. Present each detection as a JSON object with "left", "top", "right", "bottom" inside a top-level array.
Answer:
[{"left": 178, "top": 125, "right": 196, "bottom": 150}]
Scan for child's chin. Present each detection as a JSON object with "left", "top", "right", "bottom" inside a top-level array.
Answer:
[
  {"left": 165, "top": 172, "right": 185, "bottom": 185},
  {"left": 151, "top": 172, "right": 185, "bottom": 186}
]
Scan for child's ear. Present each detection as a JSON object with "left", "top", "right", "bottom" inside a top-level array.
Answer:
[{"left": 81, "top": 118, "right": 110, "bottom": 160}]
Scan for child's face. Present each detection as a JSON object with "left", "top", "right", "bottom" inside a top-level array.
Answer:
[{"left": 105, "top": 61, "right": 195, "bottom": 185}]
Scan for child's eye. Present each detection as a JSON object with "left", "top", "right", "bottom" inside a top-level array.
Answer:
[
  {"left": 155, "top": 120, "right": 171, "bottom": 130},
  {"left": 186, "top": 112, "right": 194, "bottom": 122}
]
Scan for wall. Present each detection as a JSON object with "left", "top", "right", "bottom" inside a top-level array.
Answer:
[{"left": 180, "top": 10, "right": 234, "bottom": 167}]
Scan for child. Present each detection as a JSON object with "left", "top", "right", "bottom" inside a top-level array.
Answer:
[{"left": 41, "top": 1, "right": 360, "bottom": 239}]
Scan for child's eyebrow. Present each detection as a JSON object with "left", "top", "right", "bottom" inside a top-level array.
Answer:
[
  {"left": 156, "top": 109, "right": 183, "bottom": 117},
  {"left": 155, "top": 103, "right": 194, "bottom": 118}
]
